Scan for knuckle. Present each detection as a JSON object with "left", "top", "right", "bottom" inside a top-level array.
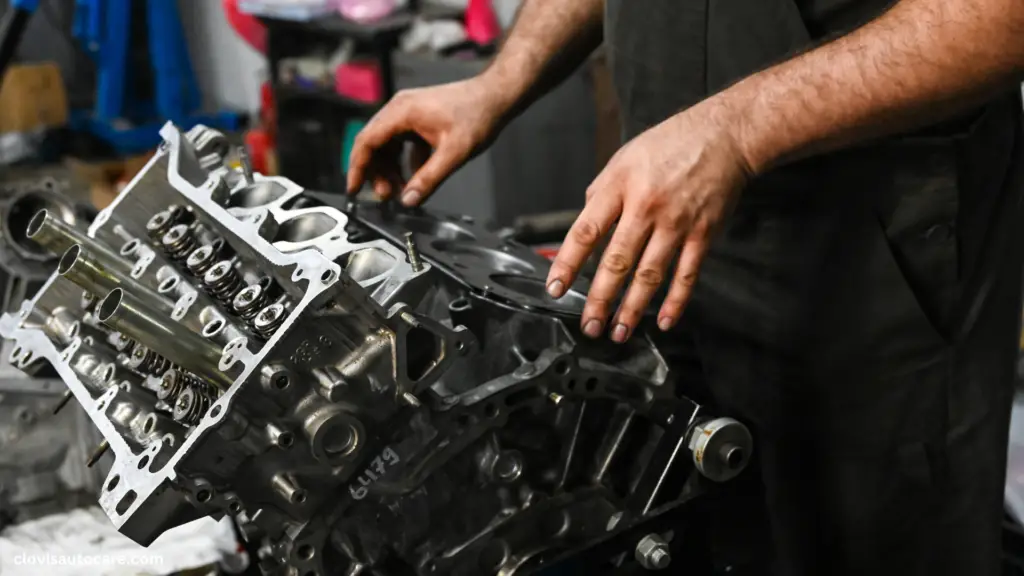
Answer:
[
  {"left": 571, "top": 219, "right": 603, "bottom": 245},
  {"left": 634, "top": 267, "right": 664, "bottom": 287},
  {"left": 678, "top": 270, "right": 699, "bottom": 288},
  {"left": 600, "top": 251, "right": 632, "bottom": 275}
]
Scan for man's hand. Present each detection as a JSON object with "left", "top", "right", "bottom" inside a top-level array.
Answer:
[
  {"left": 545, "top": 100, "right": 752, "bottom": 343},
  {"left": 346, "top": 78, "right": 514, "bottom": 206}
]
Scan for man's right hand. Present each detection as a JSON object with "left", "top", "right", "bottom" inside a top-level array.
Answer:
[{"left": 346, "top": 78, "right": 514, "bottom": 206}]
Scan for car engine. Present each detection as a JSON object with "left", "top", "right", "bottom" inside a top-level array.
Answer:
[{"left": 0, "top": 124, "right": 753, "bottom": 575}]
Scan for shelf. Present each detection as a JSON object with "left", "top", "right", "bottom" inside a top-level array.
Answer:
[
  {"left": 258, "top": 5, "right": 464, "bottom": 43},
  {"left": 274, "top": 84, "right": 380, "bottom": 115}
]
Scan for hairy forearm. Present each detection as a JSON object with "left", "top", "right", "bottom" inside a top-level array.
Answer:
[
  {"left": 718, "top": 0, "right": 1024, "bottom": 175},
  {"left": 481, "top": 0, "right": 604, "bottom": 119}
]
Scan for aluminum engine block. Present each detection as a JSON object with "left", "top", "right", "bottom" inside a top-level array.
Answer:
[{"left": 0, "top": 125, "right": 753, "bottom": 575}]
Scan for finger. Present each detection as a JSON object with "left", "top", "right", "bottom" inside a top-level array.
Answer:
[
  {"left": 658, "top": 226, "right": 710, "bottom": 330},
  {"left": 372, "top": 176, "right": 392, "bottom": 200},
  {"left": 578, "top": 211, "right": 653, "bottom": 338},
  {"left": 400, "top": 139, "right": 469, "bottom": 206},
  {"left": 545, "top": 193, "right": 622, "bottom": 299},
  {"left": 609, "top": 228, "right": 685, "bottom": 343},
  {"left": 347, "top": 104, "right": 412, "bottom": 194}
]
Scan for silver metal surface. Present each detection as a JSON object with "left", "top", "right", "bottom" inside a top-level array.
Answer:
[
  {"left": 635, "top": 534, "right": 671, "bottom": 571},
  {"left": 0, "top": 124, "right": 753, "bottom": 575}
]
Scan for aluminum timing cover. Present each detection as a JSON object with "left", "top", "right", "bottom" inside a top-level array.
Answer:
[{"left": 0, "top": 125, "right": 753, "bottom": 575}]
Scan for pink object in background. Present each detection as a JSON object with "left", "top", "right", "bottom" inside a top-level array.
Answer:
[
  {"left": 465, "top": 0, "right": 500, "bottom": 45},
  {"left": 223, "top": 0, "right": 267, "bottom": 53},
  {"left": 336, "top": 0, "right": 398, "bottom": 23},
  {"left": 336, "top": 61, "right": 384, "bottom": 104}
]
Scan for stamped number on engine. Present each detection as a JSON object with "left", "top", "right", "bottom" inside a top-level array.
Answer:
[{"left": 349, "top": 446, "right": 400, "bottom": 500}]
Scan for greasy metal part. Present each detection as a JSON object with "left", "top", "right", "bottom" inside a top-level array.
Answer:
[
  {"left": 86, "top": 439, "right": 109, "bottom": 468},
  {"left": 57, "top": 244, "right": 169, "bottom": 310},
  {"left": 96, "top": 288, "right": 231, "bottom": 390},
  {"left": 0, "top": 124, "right": 753, "bottom": 576},
  {"left": 635, "top": 534, "right": 671, "bottom": 570},
  {"left": 686, "top": 417, "right": 754, "bottom": 483},
  {"left": 404, "top": 231, "right": 422, "bottom": 272}
]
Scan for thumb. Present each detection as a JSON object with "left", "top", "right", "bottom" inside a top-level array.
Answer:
[{"left": 400, "top": 141, "right": 469, "bottom": 207}]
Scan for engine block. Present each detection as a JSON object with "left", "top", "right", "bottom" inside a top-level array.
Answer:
[{"left": 0, "top": 125, "right": 753, "bottom": 575}]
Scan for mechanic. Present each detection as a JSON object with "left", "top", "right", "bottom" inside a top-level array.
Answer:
[{"left": 347, "top": 0, "right": 1024, "bottom": 574}]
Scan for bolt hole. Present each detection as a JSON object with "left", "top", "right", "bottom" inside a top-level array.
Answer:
[
  {"left": 229, "top": 500, "right": 242, "bottom": 514},
  {"left": 119, "top": 239, "right": 139, "bottom": 256},
  {"left": 196, "top": 489, "right": 212, "bottom": 503},
  {"left": 20, "top": 350, "right": 32, "bottom": 364},
  {"left": 297, "top": 544, "right": 315, "bottom": 561},
  {"left": 320, "top": 270, "right": 334, "bottom": 283},
  {"left": 585, "top": 378, "right": 598, "bottom": 392},
  {"left": 138, "top": 455, "right": 150, "bottom": 469},
  {"left": 159, "top": 276, "right": 179, "bottom": 294},
  {"left": 278, "top": 432, "right": 294, "bottom": 447},
  {"left": 484, "top": 403, "right": 499, "bottom": 419},
  {"left": 107, "top": 475, "right": 120, "bottom": 491},
  {"left": 211, "top": 405, "right": 222, "bottom": 418},
  {"left": 455, "top": 340, "right": 466, "bottom": 352},
  {"left": 293, "top": 490, "right": 308, "bottom": 504},
  {"left": 456, "top": 414, "right": 472, "bottom": 428},
  {"left": 143, "top": 416, "right": 155, "bottom": 434},
  {"left": 274, "top": 375, "right": 289, "bottom": 390},
  {"left": 202, "top": 319, "right": 224, "bottom": 337},
  {"left": 567, "top": 379, "right": 577, "bottom": 391}
]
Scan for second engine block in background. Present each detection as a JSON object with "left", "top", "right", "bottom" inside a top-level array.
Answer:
[{"left": 0, "top": 124, "right": 753, "bottom": 575}]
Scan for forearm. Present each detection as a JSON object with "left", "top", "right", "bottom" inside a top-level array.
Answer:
[
  {"left": 480, "top": 0, "right": 604, "bottom": 119},
  {"left": 717, "top": 0, "right": 1024, "bottom": 175}
]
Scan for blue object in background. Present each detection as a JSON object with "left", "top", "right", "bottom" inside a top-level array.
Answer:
[
  {"left": 342, "top": 119, "right": 368, "bottom": 175},
  {"left": 70, "top": 0, "right": 241, "bottom": 154}
]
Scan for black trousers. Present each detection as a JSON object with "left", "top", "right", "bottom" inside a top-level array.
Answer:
[{"left": 656, "top": 97, "right": 1024, "bottom": 576}]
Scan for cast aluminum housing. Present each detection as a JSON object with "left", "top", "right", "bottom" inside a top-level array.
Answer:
[{"left": 0, "top": 125, "right": 753, "bottom": 575}]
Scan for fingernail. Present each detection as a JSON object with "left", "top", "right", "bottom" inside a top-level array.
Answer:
[
  {"left": 583, "top": 319, "right": 602, "bottom": 338},
  {"left": 401, "top": 189, "right": 421, "bottom": 206},
  {"left": 546, "top": 280, "right": 564, "bottom": 298},
  {"left": 658, "top": 317, "right": 673, "bottom": 331},
  {"left": 611, "top": 323, "right": 629, "bottom": 343}
]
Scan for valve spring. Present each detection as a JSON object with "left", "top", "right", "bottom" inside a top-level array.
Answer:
[
  {"left": 251, "top": 302, "right": 287, "bottom": 340},
  {"left": 162, "top": 224, "right": 198, "bottom": 262},
  {"left": 126, "top": 345, "right": 172, "bottom": 376},
  {"left": 203, "top": 260, "right": 244, "bottom": 305},
  {"left": 146, "top": 205, "right": 191, "bottom": 240},
  {"left": 158, "top": 369, "right": 206, "bottom": 401},
  {"left": 111, "top": 333, "right": 134, "bottom": 353},
  {"left": 173, "top": 385, "right": 215, "bottom": 426},
  {"left": 232, "top": 283, "right": 269, "bottom": 321},
  {"left": 186, "top": 244, "right": 218, "bottom": 277}
]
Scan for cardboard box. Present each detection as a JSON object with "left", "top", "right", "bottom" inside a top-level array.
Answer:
[{"left": 0, "top": 63, "right": 68, "bottom": 134}]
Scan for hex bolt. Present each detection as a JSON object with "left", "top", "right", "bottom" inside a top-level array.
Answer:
[
  {"left": 635, "top": 534, "right": 671, "bottom": 570},
  {"left": 404, "top": 232, "right": 423, "bottom": 272}
]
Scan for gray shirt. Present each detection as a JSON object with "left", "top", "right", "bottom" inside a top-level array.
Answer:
[{"left": 605, "top": 0, "right": 894, "bottom": 138}]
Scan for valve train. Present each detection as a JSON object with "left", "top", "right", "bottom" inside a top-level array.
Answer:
[{"left": 0, "top": 125, "right": 753, "bottom": 575}]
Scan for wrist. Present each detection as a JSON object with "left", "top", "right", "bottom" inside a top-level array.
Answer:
[{"left": 476, "top": 64, "right": 533, "bottom": 123}]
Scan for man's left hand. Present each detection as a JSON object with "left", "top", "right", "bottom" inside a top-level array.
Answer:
[{"left": 545, "top": 100, "right": 752, "bottom": 342}]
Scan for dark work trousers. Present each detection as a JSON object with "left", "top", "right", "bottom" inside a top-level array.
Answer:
[
  {"left": 606, "top": 0, "right": 1024, "bottom": 572},
  {"left": 650, "top": 97, "right": 1024, "bottom": 575}
]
